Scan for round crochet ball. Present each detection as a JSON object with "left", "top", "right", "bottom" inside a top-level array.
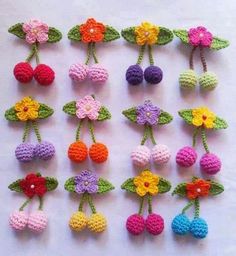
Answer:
[
  {"left": 146, "top": 213, "right": 164, "bottom": 235},
  {"left": 179, "top": 69, "right": 198, "bottom": 89},
  {"left": 199, "top": 72, "right": 218, "bottom": 90},
  {"left": 68, "top": 141, "right": 88, "bottom": 163},
  {"left": 15, "top": 143, "right": 35, "bottom": 162},
  {"left": 34, "top": 64, "right": 55, "bottom": 86},
  {"left": 9, "top": 211, "right": 28, "bottom": 231},
  {"left": 200, "top": 153, "right": 221, "bottom": 175},
  {"left": 87, "top": 213, "right": 107, "bottom": 233},
  {"left": 190, "top": 217, "right": 208, "bottom": 239},
  {"left": 69, "top": 211, "right": 87, "bottom": 232},
  {"left": 144, "top": 66, "right": 163, "bottom": 84},
  {"left": 151, "top": 144, "right": 171, "bottom": 165},
  {"left": 69, "top": 63, "right": 88, "bottom": 82},
  {"left": 89, "top": 143, "right": 108, "bottom": 163},
  {"left": 34, "top": 141, "right": 55, "bottom": 160},
  {"left": 88, "top": 64, "right": 108, "bottom": 83},
  {"left": 126, "top": 64, "right": 143, "bottom": 85},
  {"left": 171, "top": 214, "right": 191, "bottom": 235},
  {"left": 126, "top": 214, "right": 145, "bottom": 235},
  {"left": 13, "top": 62, "right": 34, "bottom": 83},
  {"left": 176, "top": 146, "right": 197, "bottom": 168},
  {"left": 131, "top": 145, "right": 151, "bottom": 167},
  {"left": 28, "top": 210, "right": 48, "bottom": 233}
]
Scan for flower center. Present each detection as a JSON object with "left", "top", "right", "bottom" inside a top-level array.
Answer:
[
  {"left": 144, "top": 182, "right": 150, "bottom": 187},
  {"left": 30, "top": 184, "right": 35, "bottom": 189},
  {"left": 85, "top": 105, "right": 91, "bottom": 111},
  {"left": 196, "top": 188, "right": 201, "bottom": 193},
  {"left": 199, "top": 33, "right": 204, "bottom": 38},
  {"left": 146, "top": 112, "right": 151, "bottom": 117},
  {"left": 84, "top": 181, "right": 89, "bottom": 186},
  {"left": 202, "top": 115, "right": 207, "bottom": 120},
  {"left": 32, "top": 28, "right": 38, "bottom": 35},
  {"left": 90, "top": 28, "right": 95, "bottom": 33},
  {"left": 23, "top": 107, "right": 28, "bottom": 112},
  {"left": 145, "top": 31, "right": 149, "bottom": 36}
]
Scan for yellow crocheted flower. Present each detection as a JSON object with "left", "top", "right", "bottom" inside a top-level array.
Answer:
[
  {"left": 192, "top": 107, "right": 216, "bottom": 129},
  {"left": 134, "top": 170, "right": 159, "bottom": 196},
  {"left": 15, "top": 97, "right": 40, "bottom": 121},
  {"left": 135, "top": 22, "right": 159, "bottom": 45}
]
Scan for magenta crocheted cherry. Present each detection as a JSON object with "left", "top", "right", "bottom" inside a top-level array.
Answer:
[
  {"left": 176, "top": 146, "right": 197, "bottom": 167},
  {"left": 200, "top": 153, "right": 221, "bottom": 175},
  {"left": 146, "top": 213, "right": 164, "bottom": 235},
  {"left": 126, "top": 214, "right": 145, "bottom": 235}
]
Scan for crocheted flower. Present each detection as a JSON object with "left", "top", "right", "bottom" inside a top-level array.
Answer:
[
  {"left": 192, "top": 107, "right": 216, "bottom": 129},
  {"left": 76, "top": 95, "right": 101, "bottom": 120},
  {"left": 14, "top": 97, "right": 40, "bottom": 121},
  {"left": 186, "top": 179, "right": 211, "bottom": 200},
  {"left": 136, "top": 100, "right": 161, "bottom": 126},
  {"left": 80, "top": 18, "right": 106, "bottom": 43},
  {"left": 19, "top": 173, "right": 47, "bottom": 198},
  {"left": 188, "top": 26, "right": 213, "bottom": 47},
  {"left": 22, "top": 19, "right": 49, "bottom": 44},
  {"left": 75, "top": 170, "right": 98, "bottom": 194},
  {"left": 134, "top": 170, "right": 159, "bottom": 196},
  {"left": 135, "top": 22, "right": 159, "bottom": 45}
]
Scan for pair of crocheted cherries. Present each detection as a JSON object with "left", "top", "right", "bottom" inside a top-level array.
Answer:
[
  {"left": 5, "top": 97, "right": 55, "bottom": 162},
  {"left": 9, "top": 19, "right": 62, "bottom": 86},
  {"left": 68, "top": 18, "right": 120, "bottom": 84},
  {"left": 65, "top": 170, "right": 114, "bottom": 233},
  {"left": 122, "top": 22, "right": 173, "bottom": 86},
  {"left": 9, "top": 173, "right": 58, "bottom": 233},
  {"left": 176, "top": 107, "right": 228, "bottom": 175},
  {"left": 172, "top": 177, "right": 224, "bottom": 239}
]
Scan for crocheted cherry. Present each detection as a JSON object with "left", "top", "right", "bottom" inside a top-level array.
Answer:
[
  {"left": 34, "top": 141, "right": 55, "bottom": 160},
  {"left": 151, "top": 144, "right": 171, "bottom": 165},
  {"left": 171, "top": 214, "right": 191, "bottom": 235},
  {"left": 200, "top": 153, "right": 221, "bottom": 175},
  {"left": 69, "top": 63, "right": 88, "bottom": 82},
  {"left": 34, "top": 64, "right": 55, "bottom": 86},
  {"left": 126, "top": 65, "right": 143, "bottom": 85},
  {"left": 89, "top": 143, "right": 108, "bottom": 163},
  {"left": 179, "top": 69, "right": 198, "bottom": 89},
  {"left": 28, "top": 210, "right": 48, "bottom": 233},
  {"left": 189, "top": 217, "right": 208, "bottom": 239},
  {"left": 88, "top": 64, "right": 108, "bottom": 83},
  {"left": 9, "top": 211, "right": 28, "bottom": 231},
  {"left": 131, "top": 145, "right": 151, "bottom": 167},
  {"left": 69, "top": 211, "right": 87, "bottom": 232},
  {"left": 176, "top": 146, "right": 197, "bottom": 167},
  {"left": 126, "top": 214, "right": 145, "bottom": 235},
  {"left": 144, "top": 66, "right": 163, "bottom": 84},
  {"left": 199, "top": 72, "right": 218, "bottom": 90},
  {"left": 68, "top": 141, "right": 88, "bottom": 163},
  {"left": 146, "top": 213, "right": 164, "bottom": 235},
  {"left": 13, "top": 62, "right": 34, "bottom": 83},
  {"left": 15, "top": 143, "right": 35, "bottom": 162},
  {"left": 87, "top": 213, "right": 107, "bottom": 233}
]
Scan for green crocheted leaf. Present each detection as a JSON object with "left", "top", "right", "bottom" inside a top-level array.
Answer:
[
  {"left": 158, "top": 177, "right": 171, "bottom": 193},
  {"left": 64, "top": 177, "right": 76, "bottom": 192},
  {"left": 5, "top": 107, "right": 19, "bottom": 121},
  {"left": 8, "top": 23, "right": 26, "bottom": 39},
  {"left": 172, "top": 183, "right": 187, "bottom": 197},
  {"left": 156, "top": 27, "right": 173, "bottom": 45},
  {"left": 63, "top": 101, "right": 76, "bottom": 116},
  {"left": 45, "top": 177, "right": 58, "bottom": 191},
  {"left": 178, "top": 109, "right": 193, "bottom": 125},
  {"left": 97, "top": 106, "right": 111, "bottom": 121},
  {"left": 121, "top": 178, "right": 136, "bottom": 193},
  {"left": 68, "top": 25, "right": 81, "bottom": 41},
  {"left": 173, "top": 29, "right": 189, "bottom": 44},
  {"left": 8, "top": 179, "right": 23, "bottom": 193},
  {"left": 47, "top": 27, "right": 62, "bottom": 43},
  {"left": 209, "top": 181, "right": 224, "bottom": 195},
  {"left": 121, "top": 27, "right": 136, "bottom": 44},
  {"left": 97, "top": 178, "right": 114, "bottom": 194},
  {"left": 210, "top": 37, "right": 229, "bottom": 50},
  {"left": 213, "top": 117, "right": 228, "bottom": 130},
  {"left": 38, "top": 103, "right": 54, "bottom": 119},
  {"left": 103, "top": 26, "right": 120, "bottom": 42},
  {"left": 158, "top": 111, "right": 173, "bottom": 125},
  {"left": 122, "top": 107, "right": 137, "bottom": 123}
]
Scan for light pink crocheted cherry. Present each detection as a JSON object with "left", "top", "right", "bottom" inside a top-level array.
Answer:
[
  {"left": 200, "top": 153, "right": 221, "bottom": 175},
  {"left": 9, "top": 211, "right": 28, "bottom": 231},
  {"left": 28, "top": 210, "right": 48, "bottom": 233},
  {"left": 131, "top": 145, "right": 151, "bottom": 167},
  {"left": 69, "top": 63, "right": 89, "bottom": 82},
  {"left": 88, "top": 64, "right": 108, "bottom": 83},
  {"left": 151, "top": 144, "right": 171, "bottom": 165},
  {"left": 146, "top": 213, "right": 164, "bottom": 235}
]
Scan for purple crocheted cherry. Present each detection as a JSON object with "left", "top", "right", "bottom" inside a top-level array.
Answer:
[
  {"left": 146, "top": 213, "right": 164, "bottom": 235},
  {"left": 34, "top": 141, "right": 55, "bottom": 160},
  {"left": 144, "top": 66, "right": 163, "bottom": 84},
  {"left": 15, "top": 143, "right": 35, "bottom": 162},
  {"left": 126, "top": 65, "right": 143, "bottom": 85},
  {"left": 176, "top": 146, "right": 197, "bottom": 167},
  {"left": 126, "top": 214, "right": 145, "bottom": 235},
  {"left": 200, "top": 153, "right": 221, "bottom": 175}
]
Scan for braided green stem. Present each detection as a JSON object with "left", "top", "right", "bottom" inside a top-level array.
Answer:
[
  {"left": 148, "top": 126, "right": 156, "bottom": 145},
  {"left": 194, "top": 198, "right": 200, "bottom": 218},
  {"left": 182, "top": 200, "right": 194, "bottom": 214},
  {"left": 38, "top": 196, "right": 43, "bottom": 210},
  {"left": 136, "top": 45, "right": 146, "bottom": 65},
  {"left": 138, "top": 196, "right": 145, "bottom": 215},
  {"left": 85, "top": 43, "right": 92, "bottom": 65},
  {"left": 88, "top": 120, "right": 96, "bottom": 143},
  {"left": 189, "top": 46, "right": 197, "bottom": 70},
  {"left": 19, "top": 198, "right": 31, "bottom": 211},
  {"left": 199, "top": 46, "right": 207, "bottom": 72},
  {"left": 147, "top": 194, "right": 153, "bottom": 214},
  {"left": 91, "top": 42, "right": 98, "bottom": 64},
  {"left": 78, "top": 193, "right": 87, "bottom": 211},
  {"left": 87, "top": 194, "right": 97, "bottom": 214},
  {"left": 22, "top": 121, "right": 31, "bottom": 142},
  {"left": 32, "top": 121, "right": 42, "bottom": 143},
  {"left": 201, "top": 127, "right": 210, "bottom": 153},
  {"left": 140, "top": 125, "right": 149, "bottom": 145},
  {"left": 148, "top": 45, "right": 154, "bottom": 65},
  {"left": 192, "top": 127, "right": 200, "bottom": 147},
  {"left": 25, "top": 44, "right": 36, "bottom": 63},
  {"left": 76, "top": 119, "right": 83, "bottom": 141}
]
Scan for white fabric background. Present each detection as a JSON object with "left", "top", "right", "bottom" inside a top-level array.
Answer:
[{"left": 0, "top": 0, "right": 235, "bottom": 255}]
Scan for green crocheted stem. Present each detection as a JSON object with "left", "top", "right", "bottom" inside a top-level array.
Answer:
[
  {"left": 147, "top": 194, "right": 153, "bottom": 214},
  {"left": 85, "top": 43, "right": 92, "bottom": 65},
  {"left": 201, "top": 128, "right": 210, "bottom": 153},
  {"left": 38, "top": 196, "right": 44, "bottom": 210},
  {"left": 91, "top": 42, "right": 99, "bottom": 64},
  {"left": 189, "top": 46, "right": 197, "bottom": 70},
  {"left": 32, "top": 121, "right": 42, "bottom": 143},
  {"left": 25, "top": 44, "right": 37, "bottom": 63},
  {"left": 181, "top": 200, "right": 194, "bottom": 214},
  {"left": 140, "top": 125, "right": 149, "bottom": 145},
  {"left": 194, "top": 198, "right": 200, "bottom": 218},
  {"left": 199, "top": 46, "right": 207, "bottom": 72},
  {"left": 22, "top": 121, "right": 31, "bottom": 142},
  {"left": 19, "top": 198, "right": 31, "bottom": 211},
  {"left": 75, "top": 119, "right": 83, "bottom": 141},
  {"left": 87, "top": 194, "right": 97, "bottom": 214},
  {"left": 138, "top": 196, "right": 145, "bottom": 215},
  {"left": 88, "top": 120, "right": 96, "bottom": 143},
  {"left": 148, "top": 126, "right": 157, "bottom": 145},
  {"left": 192, "top": 127, "right": 200, "bottom": 147},
  {"left": 78, "top": 193, "right": 87, "bottom": 212},
  {"left": 136, "top": 45, "right": 145, "bottom": 65},
  {"left": 35, "top": 43, "right": 40, "bottom": 65},
  {"left": 148, "top": 45, "right": 154, "bottom": 65}
]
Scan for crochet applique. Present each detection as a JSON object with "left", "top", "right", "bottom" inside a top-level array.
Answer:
[
  {"left": 5, "top": 96, "right": 55, "bottom": 162},
  {"left": 121, "top": 169, "right": 171, "bottom": 235},
  {"left": 8, "top": 173, "right": 58, "bottom": 233},
  {"left": 122, "top": 100, "right": 173, "bottom": 167},
  {"left": 171, "top": 176, "right": 224, "bottom": 239},
  {"left": 121, "top": 22, "right": 173, "bottom": 85},
  {"left": 8, "top": 19, "right": 62, "bottom": 86},
  {"left": 68, "top": 18, "right": 120, "bottom": 84},
  {"left": 63, "top": 95, "right": 111, "bottom": 163},
  {"left": 64, "top": 170, "right": 114, "bottom": 233},
  {"left": 174, "top": 26, "right": 229, "bottom": 90},
  {"left": 176, "top": 107, "right": 228, "bottom": 174}
]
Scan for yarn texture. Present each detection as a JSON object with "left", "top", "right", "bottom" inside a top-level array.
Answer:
[
  {"left": 28, "top": 210, "right": 48, "bottom": 233},
  {"left": 145, "top": 213, "right": 164, "bottom": 235},
  {"left": 34, "top": 141, "right": 55, "bottom": 160},
  {"left": 126, "top": 214, "right": 145, "bottom": 235},
  {"left": 131, "top": 145, "right": 151, "bottom": 167},
  {"left": 68, "top": 141, "right": 88, "bottom": 163},
  {"left": 88, "top": 64, "right": 108, "bottom": 83},
  {"left": 69, "top": 63, "right": 88, "bottom": 82},
  {"left": 171, "top": 214, "right": 191, "bottom": 235},
  {"left": 179, "top": 69, "right": 198, "bottom": 89},
  {"left": 176, "top": 146, "right": 197, "bottom": 167},
  {"left": 126, "top": 64, "right": 143, "bottom": 85},
  {"left": 199, "top": 72, "right": 218, "bottom": 90},
  {"left": 69, "top": 211, "right": 87, "bottom": 232},
  {"left": 144, "top": 66, "right": 163, "bottom": 84},
  {"left": 13, "top": 62, "right": 34, "bottom": 83},
  {"left": 87, "top": 213, "right": 107, "bottom": 233},
  {"left": 9, "top": 211, "right": 28, "bottom": 231},
  {"left": 200, "top": 153, "right": 221, "bottom": 175},
  {"left": 34, "top": 64, "right": 55, "bottom": 86},
  {"left": 151, "top": 144, "right": 171, "bottom": 164},
  {"left": 89, "top": 143, "right": 108, "bottom": 163},
  {"left": 190, "top": 217, "right": 208, "bottom": 239},
  {"left": 15, "top": 143, "right": 35, "bottom": 162}
]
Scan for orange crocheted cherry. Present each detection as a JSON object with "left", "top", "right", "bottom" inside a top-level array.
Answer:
[
  {"left": 68, "top": 141, "right": 88, "bottom": 163},
  {"left": 89, "top": 143, "right": 108, "bottom": 163}
]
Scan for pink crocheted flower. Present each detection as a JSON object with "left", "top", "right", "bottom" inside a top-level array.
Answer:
[
  {"left": 23, "top": 19, "right": 49, "bottom": 44},
  {"left": 76, "top": 95, "right": 101, "bottom": 120},
  {"left": 188, "top": 26, "right": 213, "bottom": 47}
]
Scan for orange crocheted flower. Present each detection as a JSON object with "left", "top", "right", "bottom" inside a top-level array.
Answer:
[
  {"left": 186, "top": 179, "right": 211, "bottom": 200},
  {"left": 80, "top": 18, "right": 106, "bottom": 43}
]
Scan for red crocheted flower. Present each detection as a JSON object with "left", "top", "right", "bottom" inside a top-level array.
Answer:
[
  {"left": 80, "top": 18, "right": 106, "bottom": 43},
  {"left": 20, "top": 173, "right": 47, "bottom": 198},
  {"left": 186, "top": 179, "right": 211, "bottom": 200}
]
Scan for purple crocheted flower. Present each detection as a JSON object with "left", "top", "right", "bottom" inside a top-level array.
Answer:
[
  {"left": 188, "top": 26, "right": 213, "bottom": 47},
  {"left": 75, "top": 170, "right": 98, "bottom": 194},
  {"left": 136, "top": 100, "right": 161, "bottom": 125}
]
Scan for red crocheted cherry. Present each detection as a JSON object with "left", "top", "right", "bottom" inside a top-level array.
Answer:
[
  {"left": 34, "top": 64, "right": 55, "bottom": 86},
  {"left": 13, "top": 62, "right": 34, "bottom": 83}
]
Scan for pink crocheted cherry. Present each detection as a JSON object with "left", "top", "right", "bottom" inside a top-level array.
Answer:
[
  {"left": 126, "top": 214, "right": 145, "bottom": 235},
  {"left": 131, "top": 145, "right": 151, "bottom": 167},
  {"left": 146, "top": 213, "right": 164, "bottom": 235},
  {"left": 176, "top": 146, "right": 197, "bottom": 167},
  {"left": 69, "top": 63, "right": 88, "bottom": 82},
  {"left": 88, "top": 64, "right": 108, "bottom": 83},
  {"left": 200, "top": 153, "right": 221, "bottom": 175},
  {"left": 28, "top": 210, "right": 48, "bottom": 233},
  {"left": 9, "top": 211, "right": 28, "bottom": 231},
  {"left": 151, "top": 144, "right": 171, "bottom": 165}
]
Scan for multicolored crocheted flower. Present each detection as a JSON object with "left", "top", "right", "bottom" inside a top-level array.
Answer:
[
  {"left": 186, "top": 179, "right": 211, "bottom": 200},
  {"left": 192, "top": 107, "right": 216, "bottom": 129},
  {"left": 135, "top": 22, "right": 159, "bottom": 45},
  {"left": 188, "top": 26, "right": 213, "bottom": 47},
  {"left": 75, "top": 170, "right": 98, "bottom": 194}
]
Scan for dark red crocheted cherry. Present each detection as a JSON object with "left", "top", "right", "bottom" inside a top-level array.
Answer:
[
  {"left": 13, "top": 62, "right": 34, "bottom": 83},
  {"left": 34, "top": 64, "right": 55, "bottom": 86}
]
